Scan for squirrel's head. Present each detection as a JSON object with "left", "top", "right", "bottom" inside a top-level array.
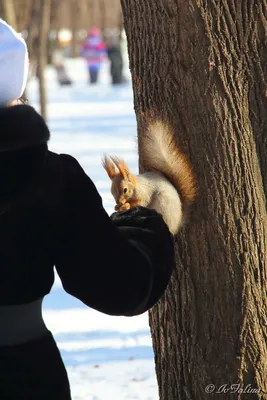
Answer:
[{"left": 102, "top": 155, "right": 136, "bottom": 206}]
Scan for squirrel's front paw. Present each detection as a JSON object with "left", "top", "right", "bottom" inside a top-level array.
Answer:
[
  {"left": 120, "top": 203, "right": 131, "bottom": 211},
  {"left": 115, "top": 204, "right": 121, "bottom": 211},
  {"left": 115, "top": 203, "right": 131, "bottom": 212}
]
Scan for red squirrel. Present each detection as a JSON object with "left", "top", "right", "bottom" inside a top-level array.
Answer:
[{"left": 102, "top": 120, "right": 197, "bottom": 235}]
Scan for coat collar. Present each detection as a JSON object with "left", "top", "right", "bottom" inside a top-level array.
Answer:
[{"left": 0, "top": 105, "right": 50, "bottom": 152}]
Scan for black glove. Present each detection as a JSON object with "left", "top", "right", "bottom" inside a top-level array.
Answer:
[
  {"left": 111, "top": 205, "right": 172, "bottom": 232},
  {"left": 111, "top": 206, "right": 175, "bottom": 309}
]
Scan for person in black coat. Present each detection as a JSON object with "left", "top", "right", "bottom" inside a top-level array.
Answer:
[
  {"left": 0, "top": 19, "right": 175, "bottom": 400},
  {"left": 106, "top": 30, "right": 125, "bottom": 85}
]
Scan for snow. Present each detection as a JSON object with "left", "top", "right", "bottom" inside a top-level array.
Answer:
[
  {"left": 67, "top": 360, "right": 158, "bottom": 400},
  {"left": 43, "top": 308, "right": 151, "bottom": 335},
  {"left": 27, "top": 57, "right": 159, "bottom": 400}
]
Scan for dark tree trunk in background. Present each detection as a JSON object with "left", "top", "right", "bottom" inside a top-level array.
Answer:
[
  {"left": 120, "top": 1, "right": 267, "bottom": 399},
  {"left": 99, "top": 0, "right": 106, "bottom": 31},
  {"left": 37, "top": 0, "right": 52, "bottom": 121},
  {"left": 70, "top": 0, "right": 78, "bottom": 57},
  {"left": 1, "top": 0, "right": 17, "bottom": 29}
]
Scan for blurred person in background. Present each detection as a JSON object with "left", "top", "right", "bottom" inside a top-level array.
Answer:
[
  {"left": 52, "top": 41, "right": 72, "bottom": 86},
  {"left": 80, "top": 27, "right": 107, "bottom": 84},
  {"left": 106, "top": 29, "right": 125, "bottom": 85},
  {"left": 0, "top": 19, "right": 174, "bottom": 400}
]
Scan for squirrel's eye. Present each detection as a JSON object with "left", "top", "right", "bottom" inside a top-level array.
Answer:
[{"left": 123, "top": 188, "right": 127, "bottom": 194}]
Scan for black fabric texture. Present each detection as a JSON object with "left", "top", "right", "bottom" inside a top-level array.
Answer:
[{"left": 0, "top": 331, "right": 71, "bottom": 400}]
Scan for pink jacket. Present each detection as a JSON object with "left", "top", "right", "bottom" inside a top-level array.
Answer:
[{"left": 81, "top": 35, "right": 107, "bottom": 67}]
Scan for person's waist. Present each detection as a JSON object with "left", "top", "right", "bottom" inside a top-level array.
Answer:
[{"left": 0, "top": 298, "right": 48, "bottom": 346}]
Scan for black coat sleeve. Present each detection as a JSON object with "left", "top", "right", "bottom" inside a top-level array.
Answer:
[{"left": 55, "top": 154, "right": 175, "bottom": 316}]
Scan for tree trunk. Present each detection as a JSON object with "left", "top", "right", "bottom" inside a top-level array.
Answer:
[
  {"left": 37, "top": 0, "right": 52, "bottom": 121},
  {"left": 25, "top": 1, "right": 39, "bottom": 61},
  {"left": 1, "top": 0, "right": 17, "bottom": 29},
  {"left": 70, "top": 0, "right": 78, "bottom": 58},
  {"left": 99, "top": 0, "right": 106, "bottom": 30},
  {"left": 120, "top": 1, "right": 267, "bottom": 399}
]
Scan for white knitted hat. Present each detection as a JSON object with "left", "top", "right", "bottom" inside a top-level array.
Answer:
[{"left": 0, "top": 19, "right": 29, "bottom": 106}]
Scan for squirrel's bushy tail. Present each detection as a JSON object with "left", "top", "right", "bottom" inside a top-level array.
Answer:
[{"left": 140, "top": 121, "right": 197, "bottom": 205}]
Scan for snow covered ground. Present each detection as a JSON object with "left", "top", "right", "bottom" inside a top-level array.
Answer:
[{"left": 27, "top": 57, "right": 159, "bottom": 400}]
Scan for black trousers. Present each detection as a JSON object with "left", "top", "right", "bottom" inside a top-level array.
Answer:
[
  {"left": 0, "top": 331, "right": 71, "bottom": 399},
  {"left": 88, "top": 68, "right": 99, "bottom": 84}
]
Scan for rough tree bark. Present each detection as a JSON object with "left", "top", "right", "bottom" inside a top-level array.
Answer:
[{"left": 120, "top": 1, "right": 267, "bottom": 399}]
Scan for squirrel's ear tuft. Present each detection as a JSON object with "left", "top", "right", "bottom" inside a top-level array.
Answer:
[
  {"left": 102, "top": 155, "right": 117, "bottom": 179},
  {"left": 110, "top": 156, "right": 133, "bottom": 181}
]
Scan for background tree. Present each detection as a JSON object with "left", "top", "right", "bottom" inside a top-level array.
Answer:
[
  {"left": 120, "top": 1, "right": 267, "bottom": 399},
  {"left": 37, "top": 0, "right": 52, "bottom": 121},
  {"left": 1, "top": 0, "right": 17, "bottom": 29},
  {"left": 70, "top": 0, "right": 78, "bottom": 58}
]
